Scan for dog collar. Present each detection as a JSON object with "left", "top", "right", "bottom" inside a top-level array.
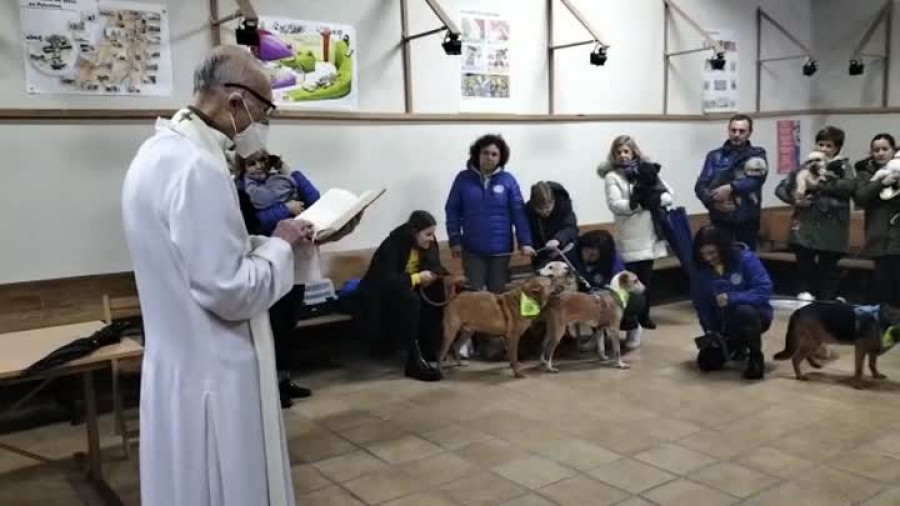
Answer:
[
  {"left": 611, "top": 288, "right": 629, "bottom": 309},
  {"left": 520, "top": 293, "right": 541, "bottom": 317}
]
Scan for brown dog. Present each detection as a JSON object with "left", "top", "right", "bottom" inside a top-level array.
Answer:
[
  {"left": 539, "top": 271, "right": 645, "bottom": 372},
  {"left": 774, "top": 302, "right": 900, "bottom": 389},
  {"left": 438, "top": 276, "right": 555, "bottom": 378}
]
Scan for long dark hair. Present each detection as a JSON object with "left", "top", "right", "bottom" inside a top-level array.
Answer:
[
  {"left": 693, "top": 225, "right": 737, "bottom": 269},
  {"left": 579, "top": 230, "right": 617, "bottom": 282},
  {"left": 468, "top": 134, "right": 510, "bottom": 169},
  {"left": 407, "top": 210, "right": 436, "bottom": 233}
]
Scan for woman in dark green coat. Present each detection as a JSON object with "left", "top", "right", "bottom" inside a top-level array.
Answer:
[
  {"left": 774, "top": 126, "right": 856, "bottom": 301},
  {"left": 854, "top": 133, "right": 900, "bottom": 305}
]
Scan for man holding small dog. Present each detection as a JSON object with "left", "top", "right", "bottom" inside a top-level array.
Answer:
[{"left": 695, "top": 115, "right": 768, "bottom": 251}]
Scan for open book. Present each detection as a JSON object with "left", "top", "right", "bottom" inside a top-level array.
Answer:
[{"left": 296, "top": 188, "right": 385, "bottom": 240}]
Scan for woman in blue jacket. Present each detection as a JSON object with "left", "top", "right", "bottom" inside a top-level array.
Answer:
[
  {"left": 691, "top": 225, "right": 773, "bottom": 379},
  {"left": 445, "top": 134, "right": 535, "bottom": 293}
]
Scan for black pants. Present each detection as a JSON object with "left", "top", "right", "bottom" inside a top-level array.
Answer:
[
  {"left": 269, "top": 284, "right": 306, "bottom": 372},
  {"left": 697, "top": 304, "right": 766, "bottom": 371},
  {"left": 713, "top": 220, "right": 759, "bottom": 251},
  {"left": 625, "top": 260, "right": 654, "bottom": 322},
  {"left": 620, "top": 293, "right": 646, "bottom": 331},
  {"left": 362, "top": 279, "right": 443, "bottom": 360},
  {"left": 793, "top": 246, "right": 842, "bottom": 300},
  {"left": 874, "top": 255, "right": 900, "bottom": 305}
]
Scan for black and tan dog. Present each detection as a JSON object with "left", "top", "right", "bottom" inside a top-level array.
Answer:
[{"left": 774, "top": 302, "right": 900, "bottom": 388}]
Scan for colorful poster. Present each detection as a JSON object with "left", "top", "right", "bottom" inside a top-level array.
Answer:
[
  {"left": 701, "top": 29, "right": 738, "bottom": 113},
  {"left": 254, "top": 17, "right": 358, "bottom": 110},
  {"left": 459, "top": 8, "right": 510, "bottom": 112},
  {"left": 777, "top": 120, "right": 801, "bottom": 174},
  {"left": 19, "top": 0, "right": 172, "bottom": 96}
]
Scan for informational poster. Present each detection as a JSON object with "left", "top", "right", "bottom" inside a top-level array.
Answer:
[
  {"left": 459, "top": 8, "right": 510, "bottom": 112},
  {"left": 19, "top": 0, "right": 172, "bottom": 96},
  {"left": 777, "top": 120, "right": 801, "bottom": 174},
  {"left": 701, "top": 29, "right": 738, "bottom": 114},
  {"left": 255, "top": 17, "right": 358, "bottom": 110}
]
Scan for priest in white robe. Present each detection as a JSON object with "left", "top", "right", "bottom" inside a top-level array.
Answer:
[{"left": 121, "top": 46, "right": 309, "bottom": 506}]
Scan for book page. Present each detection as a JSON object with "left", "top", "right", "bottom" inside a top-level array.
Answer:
[{"left": 296, "top": 188, "right": 359, "bottom": 231}]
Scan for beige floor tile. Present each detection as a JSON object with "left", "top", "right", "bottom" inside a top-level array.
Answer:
[
  {"left": 630, "top": 417, "right": 702, "bottom": 442},
  {"left": 539, "top": 474, "right": 630, "bottom": 506},
  {"left": 497, "top": 493, "right": 558, "bottom": 506},
  {"left": 829, "top": 449, "right": 900, "bottom": 482},
  {"left": 399, "top": 452, "right": 478, "bottom": 487},
  {"left": 382, "top": 491, "right": 459, "bottom": 506},
  {"left": 295, "top": 485, "right": 366, "bottom": 506},
  {"left": 339, "top": 420, "right": 410, "bottom": 446},
  {"left": 343, "top": 467, "right": 425, "bottom": 505},
  {"left": 747, "top": 481, "right": 850, "bottom": 506},
  {"left": 642, "top": 478, "right": 737, "bottom": 506},
  {"left": 317, "top": 410, "right": 385, "bottom": 432},
  {"left": 536, "top": 437, "right": 622, "bottom": 471},
  {"left": 366, "top": 435, "right": 444, "bottom": 465},
  {"left": 291, "top": 464, "right": 333, "bottom": 494},
  {"left": 634, "top": 443, "right": 718, "bottom": 475},
  {"left": 792, "top": 465, "right": 884, "bottom": 504},
  {"left": 690, "top": 462, "right": 778, "bottom": 498},
  {"left": 492, "top": 455, "right": 576, "bottom": 489},
  {"left": 678, "top": 428, "right": 761, "bottom": 459},
  {"left": 454, "top": 438, "right": 532, "bottom": 468},
  {"left": 313, "top": 450, "right": 388, "bottom": 483},
  {"left": 288, "top": 432, "right": 358, "bottom": 464},
  {"left": 737, "top": 446, "right": 816, "bottom": 478},
  {"left": 863, "top": 487, "right": 900, "bottom": 506},
  {"left": 440, "top": 472, "right": 527, "bottom": 506},
  {"left": 588, "top": 457, "right": 677, "bottom": 494},
  {"left": 420, "top": 424, "right": 495, "bottom": 450},
  {"left": 576, "top": 422, "right": 664, "bottom": 455},
  {"left": 615, "top": 498, "right": 657, "bottom": 506},
  {"left": 871, "top": 434, "right": 900, "bottom": 459}
]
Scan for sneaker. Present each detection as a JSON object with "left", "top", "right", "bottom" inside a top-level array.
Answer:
[
  {"left": 638, "top": 317, "right": 657, "bottom": 330},
  {"left": 624, "top": 328, "right": 642, "bottom": 350},
  {"left": 459, "top": 341, "right": 473, "bottom": 359},
  {"left": 835, "top": 296, "right": 847, "bottom": 304},
  {"left": 796, "top": 292, "right": 815, "bottom": 302},
  {"left": 404, "top": 359, "right": 443, "bottom": 382},
  {"left": 279, "top": 380, "right": 312, "bottom": 409}
]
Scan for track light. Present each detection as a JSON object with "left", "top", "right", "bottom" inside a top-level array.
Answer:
[
  {"left": 441, "top": 31, "right": 462, "bottom": 56},
  {"left": 589, "top": 45, "right": 608, "bottom": 66},
  {"left": 802, "top": 58, "right": 818, "bottom": 76},
  {"left": 235, "top": 18, "right": 259, "bottom": 47},
  {"left": 848, "top": 59, "right": 865, "bottom": 76},
  {"left": 708, "top": 51, "right": 726, "bottom": 71}
]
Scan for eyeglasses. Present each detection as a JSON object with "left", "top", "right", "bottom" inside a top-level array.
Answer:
[{"left": 223, "top": 82, "right": 277, "bottom": 117}]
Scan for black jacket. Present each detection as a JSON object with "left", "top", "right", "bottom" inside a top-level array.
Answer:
[
  {"left": 526, "top": 182, "right": 578, "bottom": 267},
  {"left": 363, "top": 224, "right": 448, "bottom": 290}
]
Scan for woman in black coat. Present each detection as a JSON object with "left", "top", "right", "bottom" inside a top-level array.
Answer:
[
  {"left": 360, "top": 211, "right": 448, "bottom": 381},
  {"left": 526, "top": 181, "right": 579, "bottom": 269}
]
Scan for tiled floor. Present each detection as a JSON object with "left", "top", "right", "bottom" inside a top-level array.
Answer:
[{"left": 3, "top": 301, "right": 900, "bottom": 505}]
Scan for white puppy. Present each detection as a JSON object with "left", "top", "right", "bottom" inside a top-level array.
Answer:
[{"left": 873, "top": 157, "right": 900, "bottom": 200}]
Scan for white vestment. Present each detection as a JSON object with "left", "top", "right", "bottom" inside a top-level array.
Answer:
[{"left": 122, "top": 109, "right": 296, "bottom": 506}]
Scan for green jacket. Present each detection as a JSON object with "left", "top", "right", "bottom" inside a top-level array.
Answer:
[
  {"left": 774, "top": 158, "right": 856, "bottom": 253},
  {"left": 854, "top": 158, "right": 900, "bottom": 257}
]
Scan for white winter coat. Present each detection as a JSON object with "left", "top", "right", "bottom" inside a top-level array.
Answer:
[{"left": 604, "top": 169, "right": 674, "bottom": 263}]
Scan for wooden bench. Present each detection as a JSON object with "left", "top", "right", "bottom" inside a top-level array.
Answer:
[{"left": 756, "top": 208, "right": 874, "bottom": 270}]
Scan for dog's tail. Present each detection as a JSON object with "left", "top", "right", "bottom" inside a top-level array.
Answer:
[{"left": 773, "top": 311, "right": 799, "bottom": 360}]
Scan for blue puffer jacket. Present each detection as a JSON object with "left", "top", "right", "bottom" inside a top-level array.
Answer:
[
  {"left": 695, "top": 142, "right": 768, "bottom": 225},
  {"left": 445, "top": 165, "right": 533, "bottom": 256},
  {"left": 234, "top": 170, "right": 320, "bottom": 236},
  {"left": 691, "top": 244, "right": 774, "bottom": 334}
]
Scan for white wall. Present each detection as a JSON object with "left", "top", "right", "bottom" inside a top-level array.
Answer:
[{"left": 0, "top": 0, "right": 820, "bottom": 284}]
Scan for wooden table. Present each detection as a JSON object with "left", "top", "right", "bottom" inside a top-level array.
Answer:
[{"left": 0, "top": 321, "right": 144, "bottom": 506}]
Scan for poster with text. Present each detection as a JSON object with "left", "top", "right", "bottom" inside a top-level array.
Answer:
[
  {"left": 701, "top": 29, "right": 738, "bottom": 114},
  {"left": 777, "top": 120, "right": 801, "bottom": 175},
  {"left": 459, "top": 8, "right": 510, "bottom": 112},
  {"left": 19, "top": 0, "right": 172, "bottom": 96},
  {"left": 255, "top": 17, "right": 358, "bottom": 110}
]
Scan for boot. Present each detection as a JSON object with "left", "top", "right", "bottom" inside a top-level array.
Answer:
[
  {"left": 624, "top": 328, "right": 642, "bottom": 350},
  {"left": 743, "top": 350, "right": 765, "bottom": 380},
  {"left": 405, "top": 341, "right": 442, "bottom": 382}
]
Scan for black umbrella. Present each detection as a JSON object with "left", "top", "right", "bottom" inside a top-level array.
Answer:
[{"left": 21, "top": 321, "right": 126, "bottom": 377}]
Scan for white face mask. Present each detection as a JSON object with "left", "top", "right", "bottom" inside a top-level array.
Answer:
[{"left": 230, "top": 97, "right": 269, "bottom": 158}]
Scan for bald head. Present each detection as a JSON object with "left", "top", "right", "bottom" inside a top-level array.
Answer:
[{"left": 193, "top": 45, "right": 271, "bottom": 101}]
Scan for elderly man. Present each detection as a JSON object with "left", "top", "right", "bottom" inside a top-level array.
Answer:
[
  {"left": 122, "top": 46, "right": 308, "bottom": 506},
  {"left": 695, "top": 114, "right": 769, "bottom": 250}
]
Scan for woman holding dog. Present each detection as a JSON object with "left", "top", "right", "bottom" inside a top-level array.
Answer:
[
  {"left": 359, "top": 211, "right": 448, "bottom": 382},
  {"left": 600, "top": 135, "right": 674, "bottom": 330},
  {"left": 692, "top": 225, "right": 773, "bottom": 379},
  {"left": 526, "top": 181, "right": 579, "bottom": 269},
  {"left": 854, "top": 133, "right": 900, "bottom": 305}
]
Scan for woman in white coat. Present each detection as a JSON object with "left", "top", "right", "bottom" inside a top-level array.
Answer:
[{"left": 600, "top": 135, "right": 674, "bottom": 336}]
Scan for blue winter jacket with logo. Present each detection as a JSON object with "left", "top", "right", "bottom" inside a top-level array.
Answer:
[
  {"left": 695, "top": 142, "right": 769, "bottom": 225},
  {"left": 691, "top": 244, "right": 774, "bottom": 333},
  {"left": 445, "top": 166, "right": 533, "bottom": 256}
]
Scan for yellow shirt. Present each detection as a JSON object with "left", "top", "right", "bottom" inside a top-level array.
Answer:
[{"left": 407, "top": 249, "right": 421, "bottom": 286}]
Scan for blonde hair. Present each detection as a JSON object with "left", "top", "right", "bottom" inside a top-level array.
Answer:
[{"left": 607, "top": 135, "right": 647, "bottom": 165}]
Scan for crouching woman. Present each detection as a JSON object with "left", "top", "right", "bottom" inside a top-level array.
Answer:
[
  {"left": 692, "top": 225, "right": 773, "bottom": 379},
  {"left": 360, "top": 211, "right": 448, "bottom": 382}
]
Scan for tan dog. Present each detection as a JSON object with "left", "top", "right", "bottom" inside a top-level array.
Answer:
[
  {"left": 774, "top": 302, "right": 900, "bottom": 389},
  {"left": 539, "top": 270, "right": 645, "bottom": 372},
  {"left": 438, "top": 276, "right": 555, "bottom": 378},
  {"left": 794, "top": 151, "right": 830, "bottom": 202}
]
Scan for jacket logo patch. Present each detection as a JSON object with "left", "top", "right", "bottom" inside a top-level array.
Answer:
[
  {"left": 493, "top": 184, "right": 505, "bottom": 194},
  {"left": 730, "top": 273, "right": 743, "bottom": 285}
]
